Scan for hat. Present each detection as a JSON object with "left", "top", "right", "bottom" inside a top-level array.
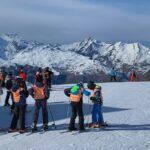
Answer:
[
  {"left": 87, "top": 81, "right": 96, "bottom": 90},
  {"left": 35, "top": 74, "right": 43, "bottom": 82},
  {"left": 38, "top": 67, "right": 42, "bottom": 73},
  {"left": 8, "top": 71, "right": 13, "bottom": 76},
  {"left": 95, "top": 84, "right": 101, "bottom": 90},
  {"left": 45, "top": 67, "right": 50, "bottom": 71}
]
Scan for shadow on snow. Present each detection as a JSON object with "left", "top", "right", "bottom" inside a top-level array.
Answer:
[{"left": 0, "top": 101, "right": 130, "bottom": 130}]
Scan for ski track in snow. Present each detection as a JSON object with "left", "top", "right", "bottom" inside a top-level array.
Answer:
[{"left": 0, "top": 82, "right": 150, "bottom": 150}]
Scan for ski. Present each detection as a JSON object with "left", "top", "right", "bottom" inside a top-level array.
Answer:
[
  {"left": 60, "top": 130, "right": 72, "bottom": 134},
  {"left": 26, "top": 130, "right": 38, "bottom": 136},
  {"left": 60, "top": 129, "right": 81, "bottom": 134},
  {"left": 39, "top": 129, "right": 48, "bottom": 134},
  {"left": 0, "top": 128, "right": 9, "bottom": 135},
  {"left": 72, "top": 130, "right": 88, "bottom": 135}
]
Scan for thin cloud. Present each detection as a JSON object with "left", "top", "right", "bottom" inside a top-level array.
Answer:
[{"left": 0, "top": 0, "right": 150, "bottom": 45}]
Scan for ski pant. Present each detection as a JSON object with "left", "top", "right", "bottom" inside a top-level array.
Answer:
[
  {"left": 33, "top": 99, "right": 48, "bottom": 126},
  {"left": 69, "top": 101, "right": 84, "bottom": 130},
  {"left": 92, "top": 103, "right": 104, "bottom": 124},
  {"left": 110, "top": 76, "right": 117, "bottom": 82},
  {"left": 4, "top": 91, "right": 15, "bottom": 106},
  {"left": 10, "top": 105, "right": 26, "bottom": 130}
]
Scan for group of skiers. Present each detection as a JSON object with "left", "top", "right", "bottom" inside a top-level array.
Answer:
[
  {"left": 0, "top": 67, "right": 53, "bottom": 133},
  {"left": 64, "top": 81, "right": 107, "bottom": 131},
  {"left": 0, "top": 66, "right": 137, "bottom": 134}
]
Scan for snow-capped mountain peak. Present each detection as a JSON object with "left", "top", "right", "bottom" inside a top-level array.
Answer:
[{"left": 0, "top": 34, "right": 150, "bottom": 77}]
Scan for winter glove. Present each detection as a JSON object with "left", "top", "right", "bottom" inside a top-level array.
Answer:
[{"left": 90, "top": 96, "right": 96, "bottom": 101}]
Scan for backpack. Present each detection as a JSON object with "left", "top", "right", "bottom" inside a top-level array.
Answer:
[{"left": 32, "top": 85, "right": 48, "bottom": 100}]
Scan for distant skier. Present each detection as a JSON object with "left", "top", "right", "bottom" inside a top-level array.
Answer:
[
  {"left": 44, "top": 67, "right": 53, "bottom": 89},
  {"left": 19, "top": 69, "right": 27, "bottom": 82},
  {"left": 9, "top": 77, "right": 29, "bottom": 134},
  {"left": 35, "top": 67, "right": 43, "bottom": 77},
  {"left": 29, "top": 74, "right": 50, "bottom": 131},
  {"left": 68, "top": 83, "right": 90, "bottom": 131},
  {"left": 130, "top": 68, "right": 136, "bottom": 81},
  {"left": 110, "top": 67, "right": 117, "bottom": 82},
  {"left": 4, "top": 72, "right": 14, "bottom": 107},
  {"left": 88, "top": 83, "right": 107, "bottom": 128}
]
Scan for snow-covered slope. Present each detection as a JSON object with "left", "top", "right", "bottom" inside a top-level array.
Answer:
[
  {"left": 0, "top": 82, "right": 150, "bottom": 150},
  {"left": 0, "top": 34, "right": 150, "bottom": 75},
  {"left": 60, "top": 38, "right": 150, "bottom": 71}
]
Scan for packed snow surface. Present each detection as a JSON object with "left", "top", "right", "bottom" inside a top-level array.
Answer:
[{"left": 0, "top": 82, "right": 150, "bottom": 150}]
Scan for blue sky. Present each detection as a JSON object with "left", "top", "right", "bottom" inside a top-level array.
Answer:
[{"left": 0, "top": 0, "right": 150, "bottom": 45}]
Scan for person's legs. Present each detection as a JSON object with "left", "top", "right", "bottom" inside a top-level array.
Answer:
[
  {"left": 114, "top": 76, "right": 117, "bottom": 82},
  {"left": 110, "top": 76, "right": 113, "bottom": 82},
  {"left": 76, "top": 103, "right": 84, "bottom": 130},
  {"left": 4, "top": 91, "right": 11, "bottom": 106},
  {"left": 19, "top": 105, "right": 26, "bottom": 130},
  {"left": 69, "top": 102, "right": 77, "bottom": 130},
  {"left": 41, "top": 99, "right": 48, "bottom": 126},
  {"left": 92, "top": 104, "right": 98, "bottom": 124},
  {"left": 97, "top": 104, "right": 104, "bottom": 124},
  {"left": 33, "top": 100, "right": 41, "bottom": 127},
  {"left": 10, "top": 106, "right": 19, "bottom": 129}
]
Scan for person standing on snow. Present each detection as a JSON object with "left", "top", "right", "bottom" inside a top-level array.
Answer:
[
  {"left": 9, "top": 77, "right": 29, "bottom": 134},
  {"left": 43, "top": 67, "right": 53, "bottom": 89},
  {"left": 88, "top": 84, "right": 107, "bottom": 128},
  {"left": 19, "top": 69, "right": 27, "bottom": 82},
  {"left": 68, "top": 83, "right": 90, "bottom": 131},
  {"left": 130, "top": 68, "right": 136, "bottom": 81},
  {"left": 110, "top": 67, "right": 117, "bottom": 82},
  {"left": 35, "top": 67, "right": 43, "bottom": 77},
  {"left": 29, "top": 74, "right": 50, "bottom": 131},
  {"left": 4, "top": 72, "right": 14, "bottom": 107}
]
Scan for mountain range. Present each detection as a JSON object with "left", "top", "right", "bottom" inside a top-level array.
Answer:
[{"left": 0, "top": 34, "right": 150, "bottom": 82}]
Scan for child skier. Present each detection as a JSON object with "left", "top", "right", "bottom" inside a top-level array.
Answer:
[
  {"left": 29, "top": 74, "right": 50, "bottom": 131},
  {"left": 9, "top": 77, "right": 29, "bottom": 134},
  {"left": 89, "top": 84, "right": 107, "bottom": 128}
]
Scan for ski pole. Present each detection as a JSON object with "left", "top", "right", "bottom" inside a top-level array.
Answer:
[
  {"left": 25, "top": 104, "right": 29, "bottom": 129},
  {"left": 48, "top": 103, "right": 56, "bottom": 129},
  {"left": 86, "top": 96, "right": 92, "bottom": 126},
  {"left": 65, "top": 99, "right": 71, "bottom": 125}
]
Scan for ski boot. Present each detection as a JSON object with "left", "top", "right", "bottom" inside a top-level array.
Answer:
[
  {"left": 43, "top": 124, "right": 49, "bottom": 131},
  {"left": 31, "top": 125, "right": 37, "bottom": 132}
]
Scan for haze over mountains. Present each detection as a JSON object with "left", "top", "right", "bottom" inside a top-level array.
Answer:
[{"left": 0, "top": 34, "right": 149, "bottom": 82}]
